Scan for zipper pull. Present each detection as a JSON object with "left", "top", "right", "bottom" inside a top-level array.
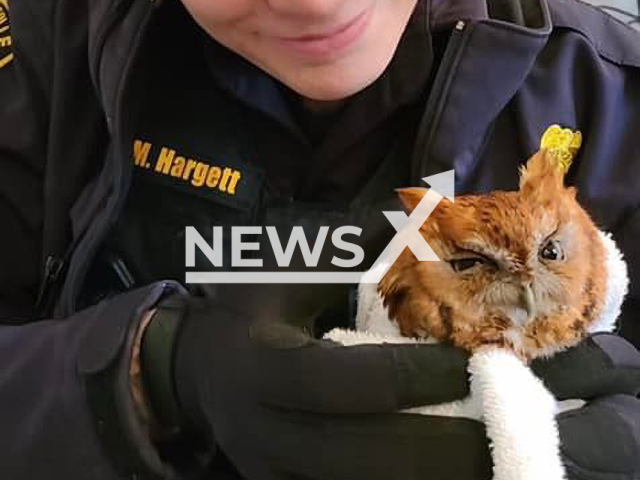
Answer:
[
  {"left": 35, "top": 255, "right": 65, "bottom": 314},
  {"left": 44, "top": 255, "right": 65, "bottom": 283}
]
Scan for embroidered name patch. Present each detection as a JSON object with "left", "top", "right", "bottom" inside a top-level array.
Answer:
[
  {"left": 132, "top": 138, "right": 262, "bottom": 211},
  {"left": 0, "top": 0, "right": 12, "bottom": 69}
]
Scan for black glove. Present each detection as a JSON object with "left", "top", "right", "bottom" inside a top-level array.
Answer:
[
  {"left": 531, "top": 333, "right": 640, "bottom": 400},
  {"left": 144, "top": 279, "right": 640, "bottom": 480},
  {"left": 143, "top": 284, "right": 493, "bottom": 480},
  {"left": 532, "top": 334, "right": 640, "bottom": 480},
  {"left": 558, "top": 394, "right": 640, "bottom": 480}
]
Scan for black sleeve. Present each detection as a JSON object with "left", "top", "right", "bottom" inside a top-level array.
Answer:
[
  {"left": 0, "top": 0, "right": 52, "bottom": 318},
  {"left": 0, "top": 282, "right": 186, "bottom": 479},
  {"left": 0, "top": 3, "right": 187, "bottom": 478}
]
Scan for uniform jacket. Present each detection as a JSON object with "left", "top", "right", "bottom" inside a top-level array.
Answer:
[{"left": 1, "top": 0, "right": 640, "bottom": 478}]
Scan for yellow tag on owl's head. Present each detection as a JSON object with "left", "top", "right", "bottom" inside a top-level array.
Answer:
[{"left": 540, "top": 124, "right": 582, "bottom": 173}]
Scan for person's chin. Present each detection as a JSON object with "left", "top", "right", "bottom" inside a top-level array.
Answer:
[{"left": 287, "top": 55, "right": 393, "bottom": 101}]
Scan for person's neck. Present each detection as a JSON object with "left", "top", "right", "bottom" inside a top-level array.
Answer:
[{"left": 300, "top": 97, "right": 347, "bottom": 115}]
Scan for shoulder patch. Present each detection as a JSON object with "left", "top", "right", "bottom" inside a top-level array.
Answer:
[{"left": 0, "top": 0, "right": 12, "bottom": 69}]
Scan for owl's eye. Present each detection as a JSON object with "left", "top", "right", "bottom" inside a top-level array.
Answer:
[
  {"left": 450, "top": 258, "right": 485, "bottom": 273},
  {"left": 540, "top": 240, "right": 564, "bottom": 261}
]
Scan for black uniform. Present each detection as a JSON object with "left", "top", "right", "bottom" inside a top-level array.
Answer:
[{"left": 1, "top": 0, "right": 640, "bottom": 479}]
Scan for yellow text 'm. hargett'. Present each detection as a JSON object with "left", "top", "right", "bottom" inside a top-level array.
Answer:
[{"left": 134, "top": 139, "right": 243, "bottom": 195}]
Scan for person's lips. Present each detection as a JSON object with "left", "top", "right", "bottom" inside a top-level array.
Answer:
[{"left": 271, "top": 7, "right": 373, "bottom": 60}]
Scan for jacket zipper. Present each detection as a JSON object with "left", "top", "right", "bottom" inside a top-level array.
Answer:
[
  {"left": 35, "top": 3, "right": 135, "bottom": 317},
  {"left": 35, "top": 255, "right": 65, "bottom": 315},
  {"left": 411, "top": 20, "right": 472, "bottom": 181},
  {"left": 35, "top": 147, "right": 118, "bottom": 316},
  {"left": 58, "top": 4, "right": 156, "bottom": 316}
]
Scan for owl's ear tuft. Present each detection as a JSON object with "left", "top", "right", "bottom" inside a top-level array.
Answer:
[
  {"left": 519, "top": 149, "right": 566, "bottom": 200},
  {"left": 396, "top": 187, "right": 429, "bottom": 212}
]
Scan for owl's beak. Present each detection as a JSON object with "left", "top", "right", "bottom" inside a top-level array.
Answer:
[{"left": 520, "top": 283, "right": 536, "bottom": 321}]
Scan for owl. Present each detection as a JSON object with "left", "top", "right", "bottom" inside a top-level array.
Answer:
[{"left": 378, "top": 150, "right": 607, "bottom": 362}]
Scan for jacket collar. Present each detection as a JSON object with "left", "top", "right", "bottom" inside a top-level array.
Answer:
[
  {"left": 413, "top": 0, "right": 552, "bottom": 184},
  {"left": 88, "top": 0, "right": 164, "bottom": 127}
]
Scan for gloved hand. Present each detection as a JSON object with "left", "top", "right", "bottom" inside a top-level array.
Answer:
[
  {"left": 144, "top": 283, "right": 494, "bottom": 480},
  {"left": 531, "top": 333, "right": 640, "bottom": 399},
  {"left": 532, "top": 334, "right": 640, "bottom": 480},
  {"left": 144, "top": 279, "right": 640, "bottom": 480},
  {"left": 558, "top": 394, "right": 640, "bottom": 480}
]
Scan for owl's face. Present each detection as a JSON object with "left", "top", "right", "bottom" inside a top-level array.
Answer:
[{"left": 387, "top": 151, "right": 605, "bottom": 331}]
